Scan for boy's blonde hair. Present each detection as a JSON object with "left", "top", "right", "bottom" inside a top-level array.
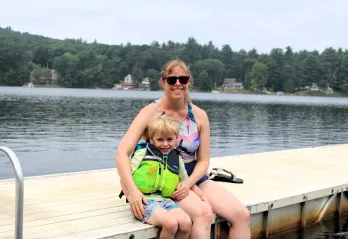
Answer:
[{"left": 148, "top": 116, "right": 180, "bottom": 139}]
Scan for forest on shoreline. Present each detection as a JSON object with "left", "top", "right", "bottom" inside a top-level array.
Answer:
[{"left": 1, "top": 26, "right": 347, "bottom": 95}]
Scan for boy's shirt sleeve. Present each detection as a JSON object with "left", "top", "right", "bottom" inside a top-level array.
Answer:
[
  {"left": 130, "top": 148, "right": 146, "bottom": 173},
  {"left": 178, "top": 156, "right": 189, "bottom": 181}
]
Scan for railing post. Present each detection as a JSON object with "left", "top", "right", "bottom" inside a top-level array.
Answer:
[{"left": 0, "top": 146, "right": 24, "bottom": 239}]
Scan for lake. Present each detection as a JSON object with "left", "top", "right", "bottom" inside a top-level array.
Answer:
[{"left": 1, "top": 86, "right": 348, "bottom": 238}]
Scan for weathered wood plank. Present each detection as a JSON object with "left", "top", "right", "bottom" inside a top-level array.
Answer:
[{"left": 1, "top": 144, "right": 347, "bottom": 238}]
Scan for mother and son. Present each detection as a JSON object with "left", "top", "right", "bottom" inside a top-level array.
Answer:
[{"left": 115, "top": 59, "right": 250, "bottom": 239}]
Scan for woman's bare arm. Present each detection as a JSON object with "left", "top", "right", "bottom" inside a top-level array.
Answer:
[
  {"left": 189, "top": 105, "right": 211, "bottom": 186},
  {"left": 115, "top": 104, "right": 155, "bottom": 218}
]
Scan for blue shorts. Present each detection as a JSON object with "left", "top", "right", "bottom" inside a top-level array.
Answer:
[
  {"left": 140, "top": 199, "right": 179, "bottom": 223},
  {"left": 184, "top": 160, "right": 209, "bottom": 186}
]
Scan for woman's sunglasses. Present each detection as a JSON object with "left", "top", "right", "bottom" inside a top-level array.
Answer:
[{"left": 164, "top": 76, "right": 190, "bottom": 85}]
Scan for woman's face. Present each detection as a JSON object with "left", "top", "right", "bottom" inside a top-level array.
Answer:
[{"left": 161, "top": 66, "right": 190, "bottom": 101}]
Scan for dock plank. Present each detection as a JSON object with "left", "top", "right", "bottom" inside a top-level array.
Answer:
[{"left": 1, "top": 144, "right": 348, "bottom": 238}]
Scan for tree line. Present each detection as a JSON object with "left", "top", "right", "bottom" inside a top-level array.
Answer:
[{"left": 1, "top": 26, "right": 348, "bottom": 93}]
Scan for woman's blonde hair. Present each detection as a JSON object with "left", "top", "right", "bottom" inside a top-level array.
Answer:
[
  {"left": 148, "top": 116, "right": 180, "bottom": 139},
  {"left": 160, "top": 59, "right": 192, "bottom": 104}
]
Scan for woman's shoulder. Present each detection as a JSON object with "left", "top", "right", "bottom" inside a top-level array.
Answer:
[
  {"left": 138, "top": 101, "right": 158, "bottom": 117},
  {"left": 190, "top": 103, "right": 208, "bottom": 119}
]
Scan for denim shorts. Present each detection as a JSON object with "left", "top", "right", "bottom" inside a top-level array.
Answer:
[{"left": 184, "top": 160, "right": 209, "bottom": 186}]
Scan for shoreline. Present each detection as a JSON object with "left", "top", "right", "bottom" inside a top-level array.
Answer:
[{"left": 6, "top": 85, "right": 348, "bottom": 99}]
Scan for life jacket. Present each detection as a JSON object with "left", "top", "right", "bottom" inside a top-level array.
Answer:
[{"left": 132, "top": 143, "right": 180, "bottom": 198}]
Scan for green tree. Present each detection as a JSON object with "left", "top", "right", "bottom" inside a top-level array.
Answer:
[
  {"left": 303, "top": 54, "right": 319, "bottom": 87},
  {"left": 318, "top": 47, "right": 340, "bottom": 89},
  {"left": 250, "top": 62, "right": 268, "bottom": 90},
  {"left": 146, "top": 69, "right": 160, "bottom": 91},
  {"left": 53, "top": 52, "right": 80, "bottom": 87},
  {"left": 32, "top": 67, "right": 52, "bottom": 85},
  {"left": 33, "top": 46, "right": 50, "bottom": 68},
  {"left": 181, "top": 37, "right": 202, "bottom": 64},
  {"left": 337, "top": 51, "right": 348, "bottom": 93},
  {"left": 1, "top": 26, "right": 348, "bottom": 95},
  {"left": 193, "top": 59, "right": 224, "bottom": 88},
  {"left": 266, "top": 48, "right": 285, "bottom": 91},
  {"left": 131, "top": 65, "right": 144, "bottom": 87},
  {"left": 283, "top": 79, "right": 295, "bottom": 93},
  {"left": 220, "top": 44, "right": 238, "bottom": 78},
  {"left": 196, "top": 70, "right": 213, "bottom": 92}
]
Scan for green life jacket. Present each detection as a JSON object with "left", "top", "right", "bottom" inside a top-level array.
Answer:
[{"left": 132, "top": 143, "right": 180, "bottom": 198}]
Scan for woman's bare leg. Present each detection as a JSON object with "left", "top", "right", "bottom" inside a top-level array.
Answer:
[
  {"left": 199, "top": 180, "right": 250, "bottom": 239},
  {"left": 176, "top": 191, "right": 212, "bottom": 239}
]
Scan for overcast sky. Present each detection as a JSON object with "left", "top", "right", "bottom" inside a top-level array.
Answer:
[{"left": 1, "top": 0, "right": 347, "bottom": 53}]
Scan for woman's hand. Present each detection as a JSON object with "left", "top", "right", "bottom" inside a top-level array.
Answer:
[
  {"left": 172, "top": 180, "right": 191, "bottom": 200},
  {"left": 128, "top": 187, "right": 149, "bottom": 219}
]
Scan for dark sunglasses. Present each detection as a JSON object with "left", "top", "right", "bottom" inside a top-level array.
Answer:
[{"left": 164, "top": 76, "right": 190, "bottom": 85}]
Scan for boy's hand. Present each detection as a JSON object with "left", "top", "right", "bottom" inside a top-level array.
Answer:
[{"left": 172, "top": 180, "right": 191, "bottom": 200}]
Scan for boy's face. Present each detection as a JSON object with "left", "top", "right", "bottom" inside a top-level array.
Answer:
[{"left": 151, "top": 132, "right": 177, "bottom": 155}]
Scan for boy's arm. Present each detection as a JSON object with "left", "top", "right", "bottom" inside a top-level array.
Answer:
[
  {"left": 130, "top": 148, "right": 146, "bottom": 173},
  {"left": 178, "top": 156, "right": 189, "bottom": 181},
  {"left": 121, "top": 148, "right": 146, "bottom": 198}
]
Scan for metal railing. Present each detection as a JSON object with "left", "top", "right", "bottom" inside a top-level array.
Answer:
[{"left": 0, "top": 146, "right": 24, "bottom": 239}]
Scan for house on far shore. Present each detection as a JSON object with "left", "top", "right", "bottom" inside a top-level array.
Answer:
[
  {"left": 221, "top": 78, "right": 244, "bottom": 89},
  {"left": 310, "top": 83, "right": 319, "bottom": 92},
  {"left": 232, "top": 82, "right": 244, "bottom": 89},
  {"left": 141, "top": 77, "right": 150, "bottom": 88},
  {"left": 29, "top": 68, "right": 58, "bottom": 85},
  {"left": 50, "top": 70, "right": 57, "bottom": 83},
  {"left": 112, "top": 75, "right": 135, "bottom": 90},
  {"left": 309, "top": 83, "right": 333, "bottom": 94},
  {"left": 321, "top": 86, "right": 333, "bottom": 94},
  {"left": 124, "top": 74, "right": 134, "bottom": 89},
  {"left": 112, "top": 83, "right": 122, "bottom": 90}
]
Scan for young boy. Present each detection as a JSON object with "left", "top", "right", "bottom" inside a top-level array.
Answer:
[{"left": 120, "top": 116, "right": 210, "bottom": 239}]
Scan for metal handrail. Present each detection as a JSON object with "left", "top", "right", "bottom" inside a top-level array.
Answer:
[{"left": 0, "top": 146, "right": 24, "bottom": 239}]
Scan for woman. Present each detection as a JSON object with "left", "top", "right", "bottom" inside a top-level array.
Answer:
[{"left": 115, "top": 59, "right": 250, "bottom": 239}]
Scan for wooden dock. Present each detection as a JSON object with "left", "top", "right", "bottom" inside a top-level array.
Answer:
[{"left": 1, "top": 144, "right": 348, "bottom": 239}]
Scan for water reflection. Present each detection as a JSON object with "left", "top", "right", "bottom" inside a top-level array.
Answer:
[
  {"left": 271, "top": 215, "right": 348, "bottom": 239},
  {"left": 1, "top": 88, "right": 348, "bottom": 180}
]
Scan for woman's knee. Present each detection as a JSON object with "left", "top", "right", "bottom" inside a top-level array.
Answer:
[
  {"left": 202, "top": 203, "right": 213, "bottom": 223},
  {"left": 231, "top": 206, "right": 250, "bottom": 225},
  {"left": 178, "top": 213, "right": 192, "bottom": 233},
  {"left": 192, "top": 202, "right": 212, "bottom": 226},
  {"left": 161, "top": 218, "right": 179, "bottom": 234}
]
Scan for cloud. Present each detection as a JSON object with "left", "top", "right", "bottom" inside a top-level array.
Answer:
[{"left": 1, "top": 0, "right": 347, "bottom": 53}]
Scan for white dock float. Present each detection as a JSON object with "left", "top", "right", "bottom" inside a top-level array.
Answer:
[{"left": 1, "top": 144, "right": 348, "bottom": 239}]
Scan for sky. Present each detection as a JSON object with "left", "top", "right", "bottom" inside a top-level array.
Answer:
[{"left": 1, "top": 0, "right": 347, "bottom": 53}]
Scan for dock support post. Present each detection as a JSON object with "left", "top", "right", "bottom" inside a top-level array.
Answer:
[
  {"left": 336, "top": 189, "right": 343, "bottom": 217},
  {"left": 263, "top": 204, "right": 273, "bottom": 238},
  {"left": 316, "top": 193, "right": 335, "bottom": 223},
  {"left": 300, "top": 196, "right": 307, "bottom": 228},
  {"left": 214, "top": 216, "right": 228, "bottom": 239}
]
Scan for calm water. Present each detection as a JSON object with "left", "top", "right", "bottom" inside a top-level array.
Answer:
[{"left": 1, "top": 86, "right": 348, "bottom": 238}]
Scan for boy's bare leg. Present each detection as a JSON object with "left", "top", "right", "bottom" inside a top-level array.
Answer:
[{"left": 147, "top": 208, "right": 191, "bottom": 239}]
